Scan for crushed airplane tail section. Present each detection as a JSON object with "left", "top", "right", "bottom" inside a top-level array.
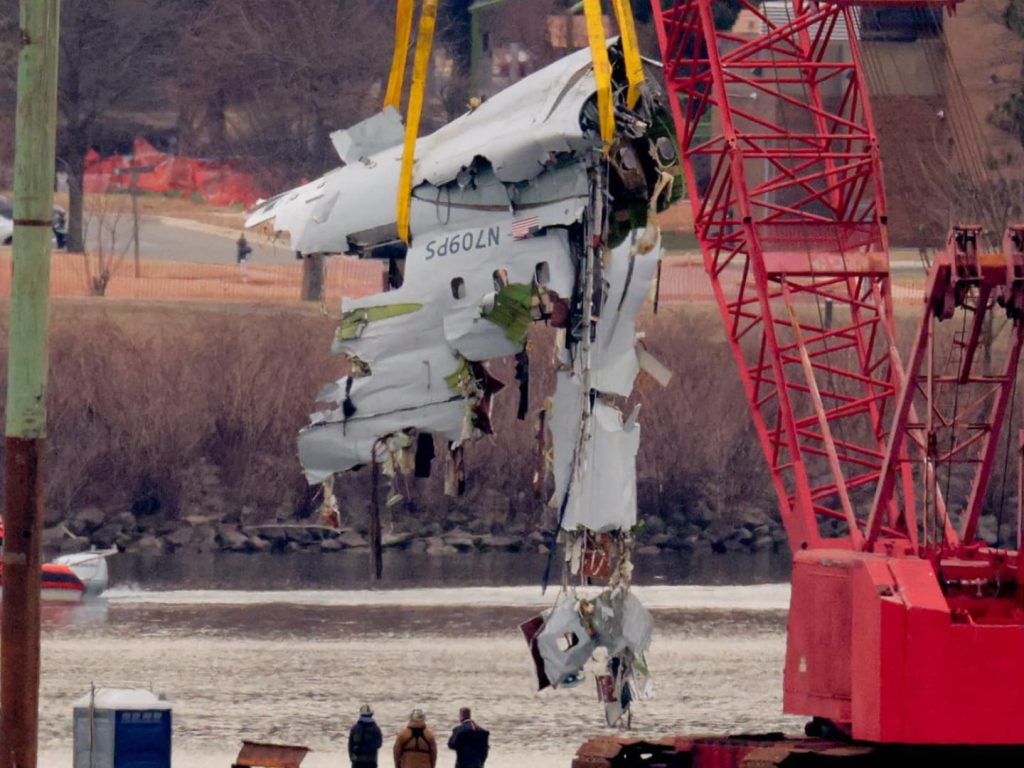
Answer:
[{"left": 246, "top": 41, "right": 679, "bottom": 727}]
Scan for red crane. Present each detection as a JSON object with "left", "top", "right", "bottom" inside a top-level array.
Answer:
[{"left": 652, "top": 0, "right": 1024, "bottom": 745}]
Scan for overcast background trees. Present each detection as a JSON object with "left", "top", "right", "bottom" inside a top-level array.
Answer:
[
  {"left": 179, "top": 0, "right": 393, "bottom": 183},
  {"left": 0, "top": 1, "right": 662, "bottom": 197},
  {"left": 0, "top": 0, "right": 398, "bottom": 248}
]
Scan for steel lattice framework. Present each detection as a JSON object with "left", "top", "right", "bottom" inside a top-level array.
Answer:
[
  {"left": 653, "top": 0, "right": 916, "bottom": 551},
  {"left": 653, "top": 0, "right": 1024, "bottom": 743}
]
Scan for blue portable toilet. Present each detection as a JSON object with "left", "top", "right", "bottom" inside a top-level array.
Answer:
[{"left": 73, "top": 687, "right": 172, "bottom": 768}]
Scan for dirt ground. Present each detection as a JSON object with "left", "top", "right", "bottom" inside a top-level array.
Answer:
[{"left": 0, "top": 246, "right": 385, "bottom": 303}]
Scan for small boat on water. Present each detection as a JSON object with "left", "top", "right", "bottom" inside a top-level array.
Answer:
[
  {"left": 0, "top": 562, "right": 87, "bottom": 602},
  {"left": 52, "top": 550, "right": 112, "bottom": 597},
  {"left": 0, "top": 523, "right": 113, "bottom": 601}
]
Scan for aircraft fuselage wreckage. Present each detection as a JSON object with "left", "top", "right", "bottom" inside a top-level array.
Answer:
[{"left": 246, "top": 40, "right": 679, "bottom": 726}]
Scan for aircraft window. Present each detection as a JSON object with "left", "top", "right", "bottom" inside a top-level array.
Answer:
[{"left": 451, "top": 277, "right": 466, "bottom": 300}]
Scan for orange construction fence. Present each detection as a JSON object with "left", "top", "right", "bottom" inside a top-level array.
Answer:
[
  {"left": 655, "top": 260, "right": 927, "bottom": 307},
  {"left": 84, "top": 138, "right": 268, "bottom": 208},
  {"left": 0, "top": 250, "right": 386, "bottom": 304},
  {"left": 0, "top": 249, "right": 926, "bottom": 309}
]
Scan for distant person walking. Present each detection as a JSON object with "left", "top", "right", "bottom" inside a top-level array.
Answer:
[
  {"left": 236, "top": 233, "right": 252, "bottom": 282},
  {"left": 349, "top": 704, "right": 383, "bottom": 768},
  {"left": 447, "top": 707, "right": 489, "bottom": 768},
  {"left": 393, "top": 708, "right": 437, "bottom": 768}
]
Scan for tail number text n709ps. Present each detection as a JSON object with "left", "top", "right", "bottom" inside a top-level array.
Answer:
[{"left": 424, "top": 227, "right": 501, "bottom": 260}]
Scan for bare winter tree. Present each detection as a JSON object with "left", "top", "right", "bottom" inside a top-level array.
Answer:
[
  {"left": 55, "top": 0, "right": 186, "bottom": 252},
  {"left": 179, "top": 0, "right": 394, "bottom": 186}
]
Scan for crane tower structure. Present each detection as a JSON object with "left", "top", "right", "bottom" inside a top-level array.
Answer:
[{"left": 652, "top": 0, "right": 1024, "bottom": 745}]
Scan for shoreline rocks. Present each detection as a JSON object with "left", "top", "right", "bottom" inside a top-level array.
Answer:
[{"left": 42, "top": 500, "right": 802, "bottom": 558}]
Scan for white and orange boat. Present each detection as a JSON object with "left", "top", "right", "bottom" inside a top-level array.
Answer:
[
  {"left": 0, "top": 523, "right": 88, "bottom": 602},
  {"left": 0, "top": 562, "right": 87, "bottom": 602}
]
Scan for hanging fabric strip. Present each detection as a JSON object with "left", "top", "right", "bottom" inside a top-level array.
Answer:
[
  {"left": 396, "top": 0, "right": 438, "bottom": 243},
  {"left": 610, "top": 0, "right": 644, "bottom": 109},
  {"left": 582, "top": 0, "right": 615, "bottom": 146},
  {"left": 384, "top": 0, "right": 415, "bottom": 110}
]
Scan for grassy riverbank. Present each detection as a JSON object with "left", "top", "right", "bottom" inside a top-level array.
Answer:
[{"left": 0, "top": 297, "right": 1016, "bottom": 556}]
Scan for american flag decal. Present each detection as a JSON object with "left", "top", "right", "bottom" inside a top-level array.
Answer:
[{"left": 511, "top": 215, "right": 539, "bottom": 240}]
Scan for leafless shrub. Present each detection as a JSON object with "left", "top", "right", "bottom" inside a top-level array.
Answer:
[
  {"left": 81, "top": 193, "right": 131, "bottom": 296},
  {"left": 4, "top": 299, "right": 1014, "bottom": 537}
]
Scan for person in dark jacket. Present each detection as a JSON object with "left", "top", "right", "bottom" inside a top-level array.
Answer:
[
  {"left": 236, "top": 233, "right": 252, "bottom": 282},
  {"left": 447, "top": 707, "right": 489, "bottom": 768},
  {"left": 349, "top": 704, "right": 383, "bottom": 767}
]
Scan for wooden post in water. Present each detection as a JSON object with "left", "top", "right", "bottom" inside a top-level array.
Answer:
[
  {"left": 369, "top": 439, "right": 383, "bottom": 580},
  {"left": 1, "top": 1, "right": 61, "bottom": 767},
  {"left": 369, "top": 462, "right": 383, "bottom": 580}
]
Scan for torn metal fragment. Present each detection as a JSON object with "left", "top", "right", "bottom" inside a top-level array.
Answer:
[{"left": 535, "top": 599, "right": 599, "bottom": 688}]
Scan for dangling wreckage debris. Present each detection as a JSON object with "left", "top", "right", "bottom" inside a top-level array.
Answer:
[{"left": 246, "top": 41, "right": 677, "bottom": 725}]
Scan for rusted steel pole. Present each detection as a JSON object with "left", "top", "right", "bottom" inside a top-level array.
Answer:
[{"left": 2, "top": 1, "right": 61, "bottom": 767}]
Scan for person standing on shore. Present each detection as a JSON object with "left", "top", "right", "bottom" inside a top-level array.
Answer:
[
  {"left": 447, "top": 707, "right": 489, "bottom": 768},
  {"left": 236, "top": 233, "right": 252, "bottom": 282},
  {"left": 393, "top": 708, "right": 437, "bottom": 768},
  {"left": 349, "top": 704, "right": 383, "bottom": 768}
]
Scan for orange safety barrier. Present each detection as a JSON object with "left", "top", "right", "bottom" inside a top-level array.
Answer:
[
  {"left": 0, "top": 249, "right": 925, "bottom": 309},
  {"left": 84, "top": 138, "right": 267, "bottom": 208}
]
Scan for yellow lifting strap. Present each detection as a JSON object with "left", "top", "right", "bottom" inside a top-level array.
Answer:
[
  {"left": 610, "top": 0, "right": 644, "bottom": 109},
  {"left": 384, "top": 0, "right": 415, "bottom": 110},
  {"left": 583, "top": 0, "right": 614, "bottom": 147},
  {"left": 396, "top": 0, "right": 438, "bottom": 243}
]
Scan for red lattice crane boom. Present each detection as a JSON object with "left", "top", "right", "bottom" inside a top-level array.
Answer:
[{"left": 652, "top": 0, "right": 1024, "bottom": 744}]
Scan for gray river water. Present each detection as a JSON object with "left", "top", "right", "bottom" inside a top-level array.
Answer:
[{"left": 37, "top": 553, "right": 799, "bottom": 768}]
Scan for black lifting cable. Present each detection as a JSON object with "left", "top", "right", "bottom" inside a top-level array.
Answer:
[
  {"left": 859, "top": 10, "right": 1012, "bottom": 542},
  {"left": 942, "top": 307, "right": 970, "bottom": 541},
  {"left": 860, "top": 8, "right": 1004, "bottom": 246},
  {"left": 917, "top": 9, "right": 1022, "bottom": 546},
  {"left": 925, "top": 10, "right": 1009, "bottom": 246}
]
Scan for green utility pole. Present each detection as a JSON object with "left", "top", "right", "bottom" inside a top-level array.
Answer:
[{"left": 1, "top": 0, "right": 61, "bottom": 766}]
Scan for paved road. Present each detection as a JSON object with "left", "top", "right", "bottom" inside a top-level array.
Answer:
[
  {"left": 82, "top": 214, "right": 299, "bottom": 265},
  {"left": 79, "top": 212, "right": 936, "bottom": 278}
]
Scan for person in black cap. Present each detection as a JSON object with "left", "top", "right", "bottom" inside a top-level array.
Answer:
[
  {"left": 348, "top": 703, "right": 383, "bottom": 767},
  {"left": 447, "top": 707, "right": 489, "bottom": 768}
]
